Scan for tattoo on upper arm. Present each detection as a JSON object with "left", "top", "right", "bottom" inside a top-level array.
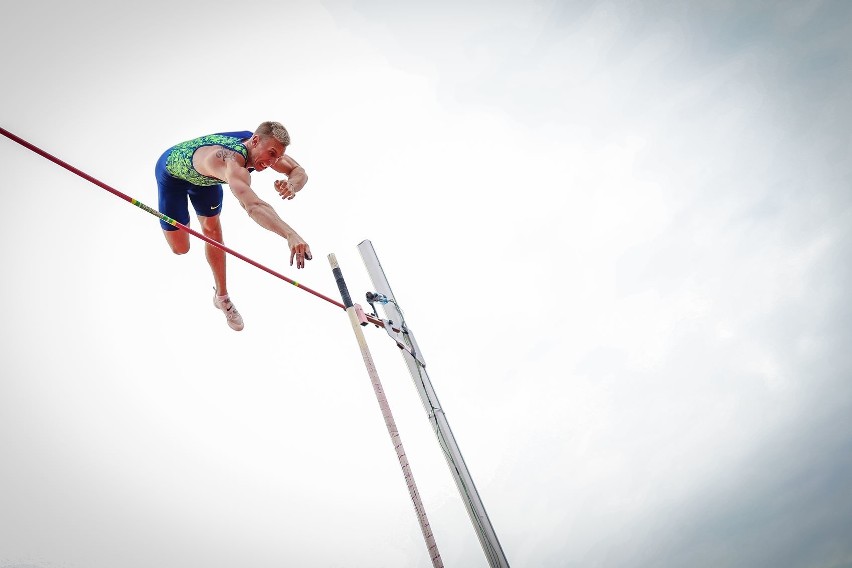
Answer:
[{"left": 216, "top": 148, "right": 239, "bottom": 162}]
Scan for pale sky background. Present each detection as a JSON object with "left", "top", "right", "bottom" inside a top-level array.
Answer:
[{"left": 1, "top": 1, "right": 851, "bottom": 567}]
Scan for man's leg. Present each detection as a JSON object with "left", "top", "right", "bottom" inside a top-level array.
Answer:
[
  {"left": 199, "top": 214, "right": 227, "bottom": 296},
  {"left": 163, "top": 228, "right": 190, "bottom": 254},
  {"left": 201, "top": 214, "right": 244, "bottom": 331},
  {"left": 156, "top": 157, "right": 192, "bottom": 255}
]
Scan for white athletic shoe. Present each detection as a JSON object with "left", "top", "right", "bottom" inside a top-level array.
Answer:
[{"left": 213, "top": 293, "right": 244, "bottom": 331}]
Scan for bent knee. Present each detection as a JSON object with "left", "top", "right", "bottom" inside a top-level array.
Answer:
[
  {"left": 168, "top": 240, "right": 190, "bottom": 254},
  {"left": 164, "top": 230, "right": 190, "bottom": 254}
]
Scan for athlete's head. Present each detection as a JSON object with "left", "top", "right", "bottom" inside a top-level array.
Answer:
[
  {"left": 255, "top": 121, "right": 290, "bottom": 148},
  {"left": 248, "top": 121, "right": 290, "bottom": 171}
]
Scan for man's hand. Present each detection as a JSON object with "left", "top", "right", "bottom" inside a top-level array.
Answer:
[
  {"left": 288, "top": 233, "right": 312, "bottom": 269},
  {"left": 275, "top": 179, "right": 298, "bottom": 200}
]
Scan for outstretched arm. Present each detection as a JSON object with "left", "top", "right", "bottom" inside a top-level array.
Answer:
[
  {"left": 271, "top": 154, "right": 308, "bottom": 200},
  {"left": 198, "top": 149, "right": 311, "bottom": 268}
]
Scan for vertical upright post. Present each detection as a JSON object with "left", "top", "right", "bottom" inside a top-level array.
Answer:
[
  {"left": 357, "top": 240, "right": 510, "bottom": 568},
  {"left": 328, "top": 253, "right": 443, "bottom": 568}
]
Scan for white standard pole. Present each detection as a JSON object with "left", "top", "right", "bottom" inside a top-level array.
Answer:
[{"left": 328, "top": 253, "right": 443, "bottom": 568}]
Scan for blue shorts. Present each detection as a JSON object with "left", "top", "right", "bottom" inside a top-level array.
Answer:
[{"left": 155, "top": 149, "right": 223, "bottom": 231}]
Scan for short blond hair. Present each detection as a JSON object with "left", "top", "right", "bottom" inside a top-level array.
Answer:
[{"left": 255, "top": 121, "right": 290, "bottom": 147}]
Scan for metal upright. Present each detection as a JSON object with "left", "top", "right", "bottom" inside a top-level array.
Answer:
[{"left": 358, "top": 240, "right": 510, "bottom": 568}]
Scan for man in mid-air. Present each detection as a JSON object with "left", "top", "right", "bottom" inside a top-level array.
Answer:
[{"left": 155, "top": 121, "right": 311, "bottom": 331}]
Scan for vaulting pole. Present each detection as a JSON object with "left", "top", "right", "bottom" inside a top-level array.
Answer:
[
  {"left": 1, "top": 126, "right": 381, "bottom": 324},
  {"left": 328, "top": 253, "right": 443, "bottom": 568}
]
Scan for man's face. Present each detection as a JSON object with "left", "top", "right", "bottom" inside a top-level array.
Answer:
[{"left": 250, "top": 135, "right": 286, "bottom": 171}]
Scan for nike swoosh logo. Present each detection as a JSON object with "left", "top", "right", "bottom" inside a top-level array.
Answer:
[{"left": 211, "top": 203, "right": 221, "bottom": 209}]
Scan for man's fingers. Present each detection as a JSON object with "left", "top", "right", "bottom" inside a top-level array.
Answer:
[
  {"left": 290, "top": 246, "right": 310, "bottom": 269},
  {"left": 275, "top": 181, "right": 295, "bottom": 200}
]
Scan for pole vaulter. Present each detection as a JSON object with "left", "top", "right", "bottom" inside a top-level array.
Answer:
[{"left": 0, "top": 126, "right": 381, "bottom": 326}]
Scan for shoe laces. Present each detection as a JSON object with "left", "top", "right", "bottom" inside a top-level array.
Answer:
[
  {"left": 223, "top": 301, "right": 240, "bottom": 319},
  {"left": 215, "top": 295, "right": 238, "bottom": 315}
]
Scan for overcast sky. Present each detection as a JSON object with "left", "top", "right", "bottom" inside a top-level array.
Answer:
[{"left": 1, "top": 1, "right": 851, "bottom": 567}]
